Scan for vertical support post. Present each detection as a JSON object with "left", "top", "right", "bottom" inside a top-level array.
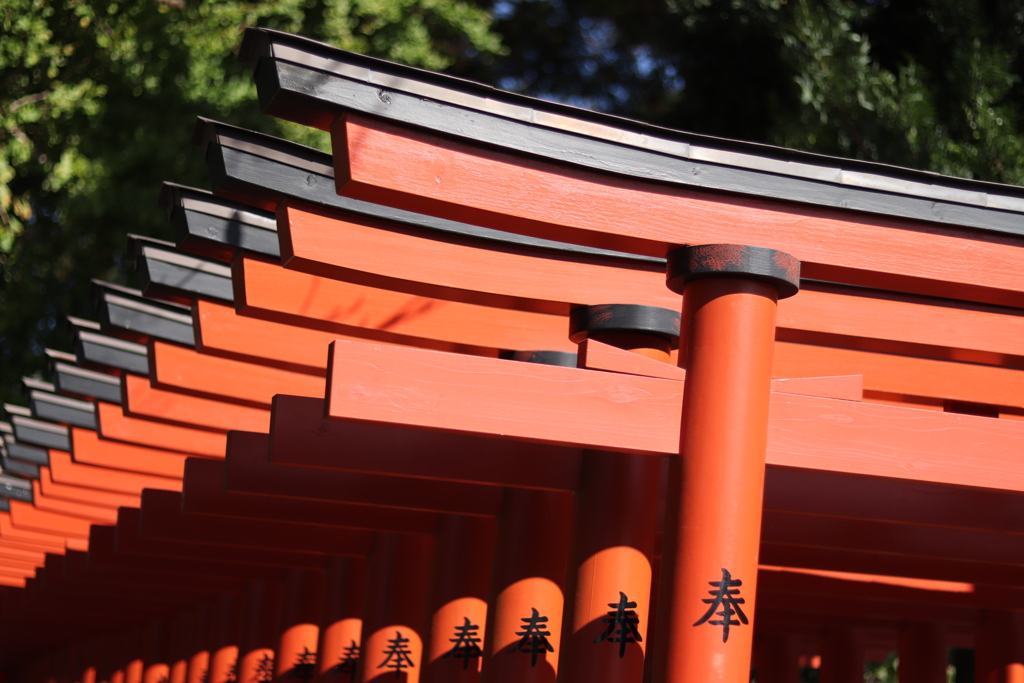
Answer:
[
  {"left": 754, "top": 633, "right": 801, "bottom": 683},
  {"left": 168, "top": 612, "right": 191, "bottom": 683},
  {"left": 560, "top": 304, "right": 677, "bottom": 683},
  {"left": 206, "top": 594, "right": 242, "bottom": 683},
  {"left": 141, "top": 620, "right": 170, "bottom": 683},
  {"left": 275, "top": 568, "right": 325, "bottom": 683},
  {"left": 818, "top": 627, "right": 864, "bottom": 683},
  {"left": 185, "top": 603, "right": 211, "bottom": 683},
  {"left": 237, "top": 580, "right": 283, "bottom": 683},
  {"left": 900, "top": 622, "right": 947, "bottom": 683},
  {"left": 482, "top": 489, "right": 574, "bottom": 683},
  {"left": 318, "top": 557, "right": 367, "bottom": 683},
  {"left": 975, "top": 611, "right": 1024, "bottom": 683},
  {"left": 423, "top": 515, "right": 496, "bottom": 683},
  {"left": 655, "top": 244, "right": 800, "bottom": 683},
  {"left": 359, "top": 532, "right": 435, "bottom": 683}
]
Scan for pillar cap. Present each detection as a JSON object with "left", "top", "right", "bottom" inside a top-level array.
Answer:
[
  {"left": 666, "top": 244, "right": 800, "bottom": 299},
  {"left": 499, "top": 350, "right": 578, "bottom": 367},
  {"left": 568, "top": 304, "right": 680, "bottom": 344}
]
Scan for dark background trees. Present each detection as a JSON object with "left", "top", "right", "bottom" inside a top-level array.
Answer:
[{"left": 3, "top": 0, "right": 1024, "bottom": 407}]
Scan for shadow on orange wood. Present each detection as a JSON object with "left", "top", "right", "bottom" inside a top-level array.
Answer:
[
  {"left": 47, "top": 450, "right": 181, "bottom": 496},
  {"left": 38, "top": 466, "right": 141, "bottom": 508}
]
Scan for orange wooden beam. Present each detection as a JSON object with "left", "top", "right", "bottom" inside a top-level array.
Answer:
[
  {"left": 333, "top": 114, "right": 1024, "bottom": 308},
  {"left": 326, "top": 339, "right": 1024, "bottom": 492},
  {"left": 123, "top": 373, "right": 270, "bottom": 432},
  {"left": 183, "top": 457, "right": 441, "bottom": 536},
  {"left": 47, "top": 449, "right": 181, "bottom": 496},
  {"left": 96, "top": 401, "right": 226, "bottom": 457},
  {"left": 138, "top": 489, "right": 375, "bottom": 556},
  {"left": 8, "top": 501, "right": 93, "bottom": 539},
  {"left": 234, "top": 255, "right": 576, "bottom": 354},
  {"left": 70, "top": 428, "right": 189, "bottom": 479},
  {"left": 31, "top": 481, "right": 118, "bottom": 524},
  {"left": 38, "top": 466, "right": 141, "bottom": 508},
  {"left": 0, "top": 511, "right": 70, "bottom": 550},
  {"left": 149, "top": 340, "right": 323, "bottom": 407}
]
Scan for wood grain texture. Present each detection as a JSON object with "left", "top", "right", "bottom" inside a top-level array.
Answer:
[
  {"left": 70, "top": 428, "right": 189, "bottom": 479},
  {"left": 150, "top": 340, "right": 324, "bottom": 407},
  {"left": 235, "top": 252, "right": 575, "bottom": 353},
  {"left": 96, "top": 401, "right": 226, "bottom": 458},
  {"left": 336, "top": 115, "right": 1024, "bottom": 308},
  {"left": 327, "top": 340, "right": 1024, "bottom": 492},
  {"left": 280, "top": 199, "right": 675, "bottom": 314},
  {"left": 269, "top": 395, "right": 582, "bottom": 490},
  {"left": 123, "top": 372, "right": 270, "bottom": 433}
]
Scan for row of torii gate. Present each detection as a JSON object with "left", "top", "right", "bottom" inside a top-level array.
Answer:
[{"left": 2, "top": 26, "right": 1024, "bottom": 683}]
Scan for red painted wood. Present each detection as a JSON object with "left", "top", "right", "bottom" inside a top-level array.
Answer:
[
  {"left": 269, "top": 395, "right": 582, "bottom": 491},
  {"left": 47, "top": 449, "right": 181, "bottom": 495},
  {"left": 226, "top": 431, "right": 504, "bottom": 517},
  {"left": 9, "top": 500, "right": 94, "bottom": 539},
  {"left": 71, "top": 428, "right": 189, "bottom": 479},
  {"left": 150, "top": 340, "right": 324, "bottom": 407},
  {"left": 96, "top": 402, "right": 227, "bottom": 457},
  {"left": 114, "top": 508, "right": 327, "bottom": 571},
  {"left": 334, "top": 115, "right": 1024, "bottom": 308},
  {"left": 182, "top": 457, "right": 442, "bottom": 535},
  {"left": 124, "top": 373, "right": 270, "bottom": 432},
  {"left": 774, "top": 340, "right": 1024, "bottom": 409},
  {"left": 0, "top": 511, "right": 70, "bottom": 549},
  {"left": 578, "top": 338, "right": 687, "bottom": 381},
  {"left": 236, "top": 252, "right": 576, "bottom": 352},
  {"left": 280, "top": 199, "right": 675, "bottom": 315},
  {"left": 898, "top": 623, "right": 947, "bottom": 683},
  {"left": 38, "top": 466, "right": 141, "bottom": 508},
  {"left": 317, "top": 557, "right": 366, "bottom": 683},
  {"left": 30, "top": 481, "right": 118, "bottom": 524},
  {"left": 138, "top": 489, "right": 375, "bottom": 556},
  {"left": 326, "top": 339, "right": 1024, "bottom": 492}
]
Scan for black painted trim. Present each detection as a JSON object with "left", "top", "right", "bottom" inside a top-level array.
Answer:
[
  {"left": 498, "top": 350, "right": 578, "bottom": 368},
  {"left": 29, "top": 391, "right": 98, "bottom": 430},
  {"left": 159, "top": 182, "right": 281, "bottom": 260},
  {"left": 131, "top": 235, "right": 235, "bottom": 303},
  {"left": 73, "top": 328, "right": 149, "bottom": 375},
  {"left": 195, "top": 118, "right": 664, "bottom": 265},
  {"left": 667, "top": 244, "right": 801, "bottom": 299},
  {"left": 94, "top": 280, "right": 196, "bottom": 347},
  {"left": 11, "top": 415, "right": 71, "bottom": 452},
  {"left": 242, "top": 28, "right": 1024, "bottom": 240},
  {"left": 568, "top": 304, "right": 680, "bottom": 343},
  {"left": 0, "top": 457, "right": 39, "bottom": 482},
  {"left": 4, "top": 439, "right": 49, "bottom": 467},
  {"left": 52, "top": 362, "right": 123, "bottom": 405}
]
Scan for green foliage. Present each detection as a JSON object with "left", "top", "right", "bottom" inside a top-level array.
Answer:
[{"left": 0, "top": 0, "right": 500, "bottom": 406}]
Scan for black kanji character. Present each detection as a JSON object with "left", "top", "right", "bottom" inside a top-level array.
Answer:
[
  {"left": 288, "top": 647, "right": 317, "bottom": 682},
  {"left": 224, "top": 660, "right": 237, "bottom": 683},
  {"left": 693, "top": 567, "right": 748, "bottom": 643},
  {"left": 253, "top": 654, "right": 275, "bottom": 683},
  {"left": 594, "top": 591, "right": 643, "bottom": 658},
  {"left": 511, "top": 607, "right": 554, "bottom": 667},
  {"left": 377, "top": 631, "right": 415, "bottom": 678},
  {"left": 328, "top": 641, "right": 360, "bottom": 682},
  {"left": 442, "top": 617, "right": 483, "bottom": 670}
]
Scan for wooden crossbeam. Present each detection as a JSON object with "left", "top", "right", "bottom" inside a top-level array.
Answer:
[
  {"left": 123, "top": 373, "right": 270, "bottom": 432},
  {"left": 334, "top": 115, "right": 1024, "bottom": 308},
  {"left": 69, "top": 427, "right": 190, "bottom": 479},
  {"left": 95, "top": 401, "right": 227, "bottom": 457},
  {"left": 235, "top": 254, "right": 575, "bottom": 353},
  {"left": 149, "top": 340, "right": 323, "bottom": 407},
  {"left": 47, "top": 450, "right": 180, "bottom": 495},
  {"left": 326, "top": 340, "right": 1024, "bottom": 492}
]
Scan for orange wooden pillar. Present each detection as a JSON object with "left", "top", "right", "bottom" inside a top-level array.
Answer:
[
  {"left": 818, "top": 627, "right": 864, "bottom": 683},
  {"left": 141, "top": 621, "right": 170, "bottom": 683},
  {"left": 359, "top": 533, "right": 435, "bottom": 683},
  {"left": 655, "top": 244, "right": 800, "bottom": 683},
  {"left": 423, "top": 515, "right": 496, "bottom": 683},
  {"left": 899, "top": 622, "right": 947, "bottom": 683},
  {"left": 274, "top": 568, "right": 324, "bottom": 683},
  {"left": 168, "top": 612, "right": 193, "bottom": 683},
  {"left": 205, "top": 594, "right": 242, "bottom": 683},
  {"left": 184, "top": 603, "right": 211, "bottom": 683},
  {"left": 317, "top": 557, "right": 367, "bottom": 683},
  {"left": 976, "top": 611, "right": 1024, "bottom": 683},
  {"left": 560, "top": 305, "right": 675, "bottom": 682},
  {"left": 236, "top": 580, "right": 283, "bottom": 683},
  {"left": 482, "top": 488, "right": 574, "bottom": 683}
]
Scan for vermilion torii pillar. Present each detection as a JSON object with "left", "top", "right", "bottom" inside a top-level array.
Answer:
[
  {"left": 656, "top": 244, "right": 800, "bottom": 683},
  {"left": 560, "top": 304, "right": 676, "bottom": 682}
]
